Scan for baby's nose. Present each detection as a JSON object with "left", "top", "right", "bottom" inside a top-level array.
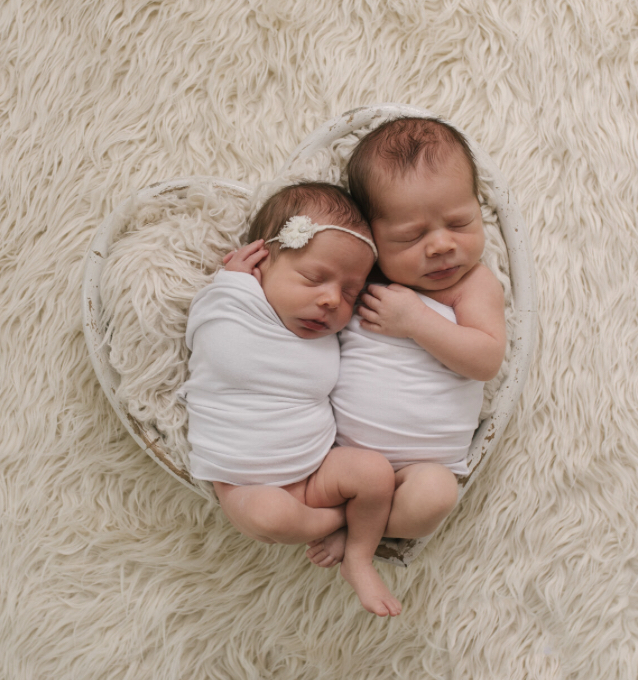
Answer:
[
  {"left": 425, "top": 231, "right": 455, "bottom": 257},
  {"left": 319, "top": 284, "right": 341, "bottom": 308}
]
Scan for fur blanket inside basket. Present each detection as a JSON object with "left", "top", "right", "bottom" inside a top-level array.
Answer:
[{"left": 98, "top": 120, "right": 516, "bottom": 521}]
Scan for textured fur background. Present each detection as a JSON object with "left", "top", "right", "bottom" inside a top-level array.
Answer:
[{"left": 1, "top": 1, "right": 637, "bottom": 678}]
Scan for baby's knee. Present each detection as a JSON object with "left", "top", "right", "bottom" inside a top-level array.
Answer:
[
  {"left": 217, "top": 488, "right": 295, "bottom": 544},
  {"left": 249, "top": 501, "right": 297, "bottom": 543},
  {"left": 428, "top": 468, "right": 459, "bottom": 519},
  {"left": 354, "top": 450, "right": 396, "bottom": 498}
]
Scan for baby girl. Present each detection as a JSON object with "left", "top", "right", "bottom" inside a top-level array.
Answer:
[
  {"left": 179, "top": 182, "right": 401, "bottom": 617},
  {"left": 307, "top": 117, "right": 507, "bottom": 565}
]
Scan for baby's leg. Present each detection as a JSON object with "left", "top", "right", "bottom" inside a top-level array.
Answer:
[
  {"left": 213, "top": 481, "right": 346, "bottom": 545},
  {"left": 307, "top": 461, "right": 459, "bottom": 563},
  {"left": 306, "top": 528, "right": 347, "bottom": 567},
  {"left": 305, "top": 447, "right": 401, "bottom": 617},
  {"left": 384, "top": 463, "right": 458, "bottom": 539}
]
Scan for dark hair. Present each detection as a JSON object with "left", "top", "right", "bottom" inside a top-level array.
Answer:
[
  {"left": 347, "top": 117, "right": 479, "bottom": 221},
  {"left": 248, "top": 181, "right": 371, "bottom": 259}
]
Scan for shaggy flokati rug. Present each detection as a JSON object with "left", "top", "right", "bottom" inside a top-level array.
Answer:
[{"left": 1, "top": 1, "right": 636, "bottom": 678}]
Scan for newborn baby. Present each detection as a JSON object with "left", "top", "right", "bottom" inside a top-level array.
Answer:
[{"left": 179, "top": 182, "right": 401, "bottom": 617}]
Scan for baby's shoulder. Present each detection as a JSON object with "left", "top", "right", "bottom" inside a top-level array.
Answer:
[
  {"left": 455, "top": 264, "right": 504, "bottom": 313},
  {"left": 464, "top": 263, "right": 502, "bottom": 295},
  {"left": 427, "top": 264, "right": 501, "bottom": 310}
]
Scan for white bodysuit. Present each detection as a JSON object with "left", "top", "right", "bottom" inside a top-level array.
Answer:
[
  {"left": 331, "top": 293, "right": 484, "bottom": 476},
  {"left": 179, "top": 270, "right": 339, "bottom": 486}
]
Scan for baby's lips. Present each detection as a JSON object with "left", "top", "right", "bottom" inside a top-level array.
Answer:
[
  {"left": 425, "top": 265, "right": 460, "bottom": 280},
  {"left": 300, "top": 318, "right": 328, "bottom": 331}
]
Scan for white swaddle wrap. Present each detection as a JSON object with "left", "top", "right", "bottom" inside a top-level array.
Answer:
[
  {"left": 331, "top": 293, "right": 484, "bottom": 476},
  {"left": 179, "top": 270, "right": 339, "bottom": 486}
]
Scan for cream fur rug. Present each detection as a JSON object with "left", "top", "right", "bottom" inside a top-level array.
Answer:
[{"left": 1, "top": 1, "right": 636, "bottom": 678}]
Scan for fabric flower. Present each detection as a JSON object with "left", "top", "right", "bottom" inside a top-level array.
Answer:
[{"left": 277, "top": 215, "right": 315, "bottom": 249}]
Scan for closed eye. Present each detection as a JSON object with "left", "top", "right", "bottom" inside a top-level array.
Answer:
[
  {"left": 342, "top": 288, "right": 359, "bottom": 302},
  {"left": 394, "top": 233, "right": 423, "bottom": 243}
]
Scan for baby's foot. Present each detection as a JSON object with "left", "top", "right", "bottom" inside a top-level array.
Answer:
[
  {"left": 306, "top": 528, "right": 347, "bottom": 567},
  {"left": 340, "top": 556, "right": 402, "bottom": 617}
]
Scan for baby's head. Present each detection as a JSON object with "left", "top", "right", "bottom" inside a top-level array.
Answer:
[
  {"left": 248, "top": 182, "right": 376, "bottom": 338},
  {"left": 347, "top": 117, "right": 484, "bottom": 293}
]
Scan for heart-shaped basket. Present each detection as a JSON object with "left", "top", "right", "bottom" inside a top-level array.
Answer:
[{"left": 82, "top": 104, "right": 537, "bottom": 566}]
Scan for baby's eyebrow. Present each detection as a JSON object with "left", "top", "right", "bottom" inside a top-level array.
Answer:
[{"left": 445, "top": 208, "right": 476, "bottom": 220}]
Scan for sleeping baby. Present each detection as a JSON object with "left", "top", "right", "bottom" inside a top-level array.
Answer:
[
  {"left": 179, "top": 181, "right": 402, "bottom": 617},
  {"left": 308, "top": 117, "right": 507, "bottom": 566}
]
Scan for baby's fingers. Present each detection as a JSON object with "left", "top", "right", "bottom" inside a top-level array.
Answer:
[
  {"left": 365, "top": 283, "right": 388, "bottom": 299},
  {"left": 359, "top": 291, "right": 382, "bottom": 310},
  {"left": 358, "top": 317, "right": 382, "bottom": 334},
  {"left": 225, "top": 239, "right": 265, "bottom": 261},
  {"left": 224, "top": 240, "right": 268, "bottom": 273},
  {"left": 242, "top": 238, "right": 265, "bottom": 254},
  {"left": 357, "top": 304, "right": 379, "bottom": 324},
  {"left": 242, "top": 246, "right": 268, "bottom": 268}
]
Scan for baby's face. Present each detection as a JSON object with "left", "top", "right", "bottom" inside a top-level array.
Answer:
[
  {"left": 370, "top": 149, "right": 484, "bottom": 293},
  {"left": 259, "top": 227, "right": 374, "bottom": 339}
]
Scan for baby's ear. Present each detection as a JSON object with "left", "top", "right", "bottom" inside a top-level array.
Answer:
[{"left": 256, "top": 248, "right": 271, "bottom": 274}]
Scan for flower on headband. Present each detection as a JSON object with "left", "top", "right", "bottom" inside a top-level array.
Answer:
[
  {"left": 264, "top": 214, "right": 378, "bottom": 258},
  {"left": 277, "top": 215, "right": 315, "bottom": 249}
]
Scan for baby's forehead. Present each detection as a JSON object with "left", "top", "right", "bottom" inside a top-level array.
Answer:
[
  {"left": 302, "top": 230, "right": 374, "bottom": 272},
  {"left": 313, "top": 227, "right": 374, "bottom": 253},
  {"left": 374, "top": 142, "right": 470, "bottom": 183}
]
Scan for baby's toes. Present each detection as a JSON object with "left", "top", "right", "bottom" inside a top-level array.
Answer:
[
  {"left": 306, "top": 546, "right": 328, "bottom": 565},
  {"left": 305, "top": 542, "right": 325, "bottom": 559},
  {"left": 315, "top": 554, "right": 338, "bottom": 568},
  {"left": 385, "top": 597, "right": 402, "bottom": 617}
]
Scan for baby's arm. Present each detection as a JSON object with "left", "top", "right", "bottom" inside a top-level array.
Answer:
[
  {"left": 359, "top": 265, "right": 506, "bottom": 381},
  {"left": 223, "top": 239, "right": 268, "bottom": 283}
]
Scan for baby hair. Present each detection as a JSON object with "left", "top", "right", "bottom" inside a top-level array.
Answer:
[
  {"left": 248, "top": 182, "right": 371, "bottom": 259},
  {"left": 347, "top": 117, "right": 479, "bottom": 221}
]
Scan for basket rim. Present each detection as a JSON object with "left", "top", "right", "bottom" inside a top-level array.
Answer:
[{"left": 82, "top": 176, "right": 252, "bottom": 498}]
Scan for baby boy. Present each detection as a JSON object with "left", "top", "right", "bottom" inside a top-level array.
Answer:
[{"left": 308, "top": 117, "right": 507, "bottom": 565}]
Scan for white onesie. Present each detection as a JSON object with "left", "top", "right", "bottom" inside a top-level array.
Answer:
[
  {"left": 330, "top": 293, "right": 484, "bottom": 476},
  {"left": 179, "top": 270, "right": 339, "bottom": 486}
]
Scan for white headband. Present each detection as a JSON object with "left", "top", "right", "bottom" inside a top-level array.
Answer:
[{"left": 265, "top": 215, "right": 378, "bottom": 259}]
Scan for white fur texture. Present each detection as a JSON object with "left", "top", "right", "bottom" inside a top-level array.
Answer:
[{"left": 1, "top": 1, "right": 637, "bottom": 679}]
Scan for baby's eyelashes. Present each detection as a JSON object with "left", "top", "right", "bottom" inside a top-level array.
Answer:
[
  {"left": 393, "top": 233, "right": 422, "bottom": 243},
  {"left": 301, "top": 272, "right": 323, "bottom": 285}
]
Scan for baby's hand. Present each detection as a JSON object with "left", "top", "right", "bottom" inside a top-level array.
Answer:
[
  {"left": 358, "top": 284, "right": 425, "bottom": 338},
  {"left": 223, "top": 240, "right": 268, "bottom": 284}
]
